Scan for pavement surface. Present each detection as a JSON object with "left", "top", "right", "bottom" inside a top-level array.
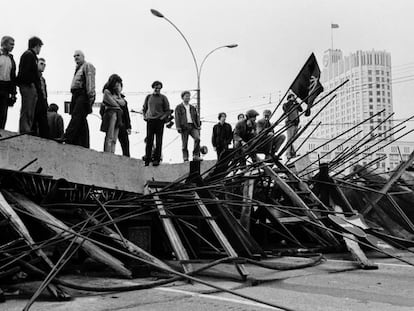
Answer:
[{"left": 3, "top": 252, "right": 414, "bottom": 311}]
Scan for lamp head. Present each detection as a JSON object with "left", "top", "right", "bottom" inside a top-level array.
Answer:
[
  {"left": 226, "top": 44, "right": 238, "bottom": 48},
  {"left": 150, "top": 9, "right": 164, "bottom": 18}
]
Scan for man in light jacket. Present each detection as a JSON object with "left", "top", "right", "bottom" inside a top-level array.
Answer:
[
  {"left": 175, "top": 90, "right": 202, "bottom": 162},
  {"left": 63, "top": 50, "right": 95, "bottom": 148}
]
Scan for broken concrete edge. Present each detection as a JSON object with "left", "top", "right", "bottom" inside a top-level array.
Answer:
[{"left": 0, "top": 130, "right": 216, "bottom": 194}]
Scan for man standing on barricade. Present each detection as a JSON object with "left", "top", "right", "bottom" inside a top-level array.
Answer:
[
  {"left": 17, "top": 36, "right": 43, "bottom": 134},
  {"left": 175, "top": 90, "right": 202, "bottom": 162},
  {"left": 0, "top": 36, "right": 16, "bottom": 129},
  {"left": 143, "top": 81, "right": 170, "bottom": 166},
  {"left": 63, "top": 50, "right": 95, "bottom": 148}
]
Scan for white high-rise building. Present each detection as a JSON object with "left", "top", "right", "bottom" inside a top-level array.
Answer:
[
  {"left": 312, "top": 49, "right": 394, "bottom": 141},
  {"left": 292, "top": 49, "right": 414, "bottom": 173}
]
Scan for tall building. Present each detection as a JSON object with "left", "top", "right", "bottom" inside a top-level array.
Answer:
[
  {"left": 312, "top": 49, "right": 394, "bottom": 141},
  {"left": 291, "top": 49, "right": 414, "bottom": 173}
]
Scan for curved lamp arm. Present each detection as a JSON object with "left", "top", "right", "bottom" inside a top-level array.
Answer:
[
  {"left": 151, "top": 9, "right": 199, "bottom": 83},
  {"left": 198, "top": 44, "right": 238, "bottom": 82}
]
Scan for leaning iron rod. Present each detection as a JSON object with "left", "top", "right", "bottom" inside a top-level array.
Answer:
[
  {"left": 330, "top": 128, "right": 413, "bottom": 175},
  {"left": 10, "top": 202, "right": 298, "bottom": 311},
  {"left": 291, "top": 108, "right": 386, "bottom": 165}
]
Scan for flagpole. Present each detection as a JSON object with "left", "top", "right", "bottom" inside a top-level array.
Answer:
[{"left": 331, "top": 23, "right": 334, "bottom": 51}]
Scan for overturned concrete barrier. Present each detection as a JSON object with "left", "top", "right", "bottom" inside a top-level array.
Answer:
[{"left": 0, "top": 130, "right": 215, "bottom": 193}]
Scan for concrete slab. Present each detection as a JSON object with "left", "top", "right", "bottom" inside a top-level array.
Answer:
[{"left": 0, "top": 130, "right": 215, "bottom": 193}]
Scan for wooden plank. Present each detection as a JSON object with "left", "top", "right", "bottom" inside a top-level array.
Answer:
[
  {"left": 362, "top": 150, "right": 414, "bottom": 215},
  {"left": 261, "top": 163, "right": 341, "bottom": 246},
  {"left": 3, "top": 190, "right": 132, "bottom": 278},
  {"left": 331, "top": 205, "right": 378, "bottom": 270},
  {"left": 145, "top": 186, "right": 193, "bottom": 274},
  {"left": 264, "top": 203, "right": 304, "bottom": 246},
  {"left": 240, "top": 173, "right": 255, "bottom": 232},
  {"left": 81, "top": 210, "right": 171, "bottom": 271},
  {"left": 0, "top": 192, "right": 70, "bottom": 300},
  {"left": 211, "top": 193, "right": 266, "bottom": 257},
  {"left": 276, "top": 161, "right": 333, "bottom": 213},
  {"left": 342, "top": 233, "right": 378, "bottom": 270},
  {"left": 194, "top": 193, "right": 249, "bottom": 278}
]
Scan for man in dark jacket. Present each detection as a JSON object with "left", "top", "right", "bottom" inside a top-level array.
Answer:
[
  {"left": 17, "top": 36, "right": 43, "bottom": 133},
  {"left": 234, "top": 109, "right": 285, "bottom": 160},
  {"left": 0, "top": 36, "right": 17, "bottom": 129},
  {"left": 142, "top": 80, "right": 170, "bottom": 166},
  {"left": 31, "top": 57, "right": 49, "bottom": 138},
  {"left": 256, "top": 109, "right": 272, "bottom": 134},
  {"left": 47, "top": 103, "right": 64, "bottom": 139},
  {"left": 212, "top": 112, "right": 232, "bottom": 160},
  {"left": 175, "top": 90, "right": 201, "bottom": 162}
]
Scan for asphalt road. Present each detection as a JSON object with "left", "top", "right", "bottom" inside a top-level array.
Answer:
[{"left": 3, "top": 253, "right": 414, "bottom": 311}]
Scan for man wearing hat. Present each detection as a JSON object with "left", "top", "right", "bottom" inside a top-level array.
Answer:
[
  {"left": 175, "top": 90, "right": 202, "bottom": 162},
  {"left": 234, "top": 109, "right": 285, "bottom": 160},
  {"left": 283, "top": 94, "right": 303, "bottom": 158},
  {"left": 142, "top": 81, "right": 170, "bottom": 166},
  {"left": 233, "top": 109, "right": 258, "bottom": 149}
]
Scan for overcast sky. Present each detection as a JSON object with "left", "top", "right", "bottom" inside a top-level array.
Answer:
[{"left": 3, "top": 0, "right": 414, "bottom": 162}]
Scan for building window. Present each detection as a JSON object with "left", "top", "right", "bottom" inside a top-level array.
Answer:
[{"left": 369, "top": 98, "right": 373, "bottom": 102}]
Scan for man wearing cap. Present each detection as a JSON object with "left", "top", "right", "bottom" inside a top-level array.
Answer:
[
  {"left": 0, "top": 36, "right": 17, "bottom": 129},
  {"left": 175, "top": 90, "right": 202, "bottom": 162},
  {"left": 212, "top": 112, "right": 232, "bottom": 160},
  {"left": 143, "top": 81, "right": 170, "bottom": 166},
  {"left": 233, "top": 109, "right": 258, "bottom": 149},
  {"left": 283, "top": 94, "right": 303, "bottom": 158},
  {"left": 234, "top": 109, "right": 285, "bottom": 160}
]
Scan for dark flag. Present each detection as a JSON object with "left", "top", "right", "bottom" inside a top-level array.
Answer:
[{"left": 290, "top": 53, "right": 324, "bottom": 116}]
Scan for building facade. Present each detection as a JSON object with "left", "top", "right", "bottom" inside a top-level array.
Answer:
[
  {"left": 289, "top": 49, "right": 414, "bottom": 173},
  {"left": 294, "top": 137, "right": 413, "bottom": 175},
  {"left": 312, "top": 49, "right": 393, "bottom": 141}
]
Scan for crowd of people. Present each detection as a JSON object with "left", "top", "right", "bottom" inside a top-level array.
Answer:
[{"left": 0, "top": 35, "right": 305, "bottom": 166}]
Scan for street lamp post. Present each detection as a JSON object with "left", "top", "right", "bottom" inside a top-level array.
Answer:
[{"left": 151, "top": 9, "right": 238, "bottom": 116}]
